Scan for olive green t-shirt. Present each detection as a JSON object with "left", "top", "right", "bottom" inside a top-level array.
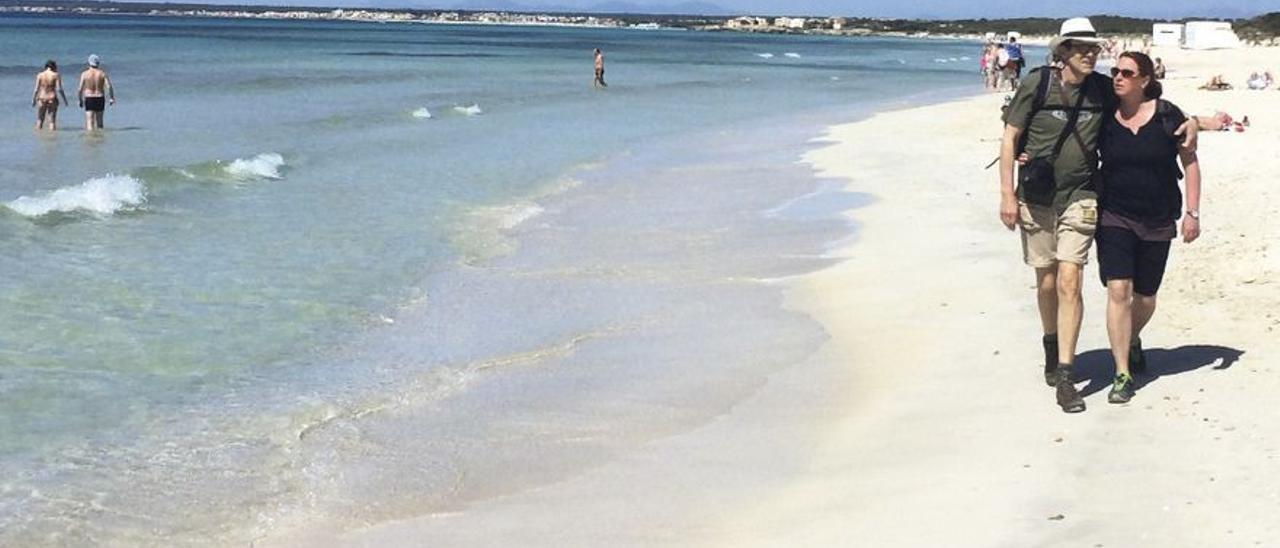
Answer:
[{"left": 1003, "top": 68, "right": 1115, "bottom": 212}]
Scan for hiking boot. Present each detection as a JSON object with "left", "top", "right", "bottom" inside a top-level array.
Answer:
[
  {"left": 1043, "top": 334, "right": 1059, "bottom": 386},
  {"left": 1054, "top": 365, "right": 1085, "bottom": 413},
  {"left": 1129, "top": 338, "right": 1147, "bottom": 375},
  {"left": 1109, "top": 372, "right": 1136, "bottom": 404}
]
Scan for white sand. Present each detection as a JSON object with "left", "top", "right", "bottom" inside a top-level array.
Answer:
[{"left": 273, "top": 47, "right": 1280, "bottom": 546}]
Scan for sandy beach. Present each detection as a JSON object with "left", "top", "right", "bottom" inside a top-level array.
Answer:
[
  {"left": 724, "top": 44, "right": 1280, "bottom": 547},
  {"left": 262, "top": 46, "right": 1280, "bottom": 547}
]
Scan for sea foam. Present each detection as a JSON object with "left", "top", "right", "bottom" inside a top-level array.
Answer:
[
  {"left": 756, "top": 53, "right": 775, "bottom": 59},
  {"left": 412, "top": 107, "right": 433, "bottom": 119},
  {"left": 783, "top": 52, "right": 802, "bottom": 58},
  {"left": 454, "top": 104, "right": 483, "bottom": 116},
  {"left": 4, "top": 175, "right": 147, "bottom": 218},
  {"left": 225, "top": 153, "right": 286, "bottom": 180}
]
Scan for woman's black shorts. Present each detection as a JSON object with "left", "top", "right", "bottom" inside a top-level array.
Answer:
[{"left": 1096, "top": 226, "right": 1171, "bottom": 296}]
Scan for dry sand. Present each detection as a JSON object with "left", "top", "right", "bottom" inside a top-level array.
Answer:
[
  {"left": 722, "top": 45, "right": 1280, "bottom": 547},
  {"left": 279, "top": 46, "right": 1280, "bottom": 547}
]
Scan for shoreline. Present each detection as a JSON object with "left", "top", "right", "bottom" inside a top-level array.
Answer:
[{"left": 255, "top": 90, "right": 983, "bottom": 547}]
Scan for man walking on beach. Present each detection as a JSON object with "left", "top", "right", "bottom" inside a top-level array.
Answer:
[
  {"left": 998, "top": 18, "right": 1111, "bottom": 413},
  {"left": 77, "top": 54, "right": 115, "bottom": 131},
  {"left": 32, "top": 60, "right": 69, "bottom": 131},
  {"left": 593, "top": 48, "right": 607, "bottom": 89}
]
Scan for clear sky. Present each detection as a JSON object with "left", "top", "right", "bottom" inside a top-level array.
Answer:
[{"left": 131, "top": 0, "right": 1276, "bottom": 19}]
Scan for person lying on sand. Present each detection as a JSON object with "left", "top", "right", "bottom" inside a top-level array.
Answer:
[
  {"left": 1199, "top": 75, "right": 1232, "bottom": 91},
  {"left": 1192, "top": 111, "right": 1248, "bottom": 132}
]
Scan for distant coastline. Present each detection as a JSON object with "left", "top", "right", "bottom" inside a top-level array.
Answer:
[{"left": 1, "top": 2, "right": 1276, "bottom": 43}]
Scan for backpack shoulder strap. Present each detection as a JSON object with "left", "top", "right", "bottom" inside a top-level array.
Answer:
[{"left": 1015, "top": 66, "right": 1054, "bottom": 154}]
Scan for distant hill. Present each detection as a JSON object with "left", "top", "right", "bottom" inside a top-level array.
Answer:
[{"left": 445, "top": 0, "right": 730, "bottom": 16}]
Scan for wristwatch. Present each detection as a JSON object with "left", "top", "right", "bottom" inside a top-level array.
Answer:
[{"left": 1186, "top": 209, "right": 1200, "bottom": 219}]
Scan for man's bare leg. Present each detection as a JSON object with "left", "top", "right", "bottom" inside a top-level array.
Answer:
[
  {"left": 94, "top": 111, "right": 104, "bottom": 130},
  {"left": 1106, "top": 279, "right": 1134, "bottom": 376},
  {"left": 1035, "top": 266, "right": 1058, "bottom": 334},
  {"left": 1055, "top": 261, "right": 1084, "bottom": 366},
  {"left": 85, "top": 109, "right": 94, "bottom": 131}
]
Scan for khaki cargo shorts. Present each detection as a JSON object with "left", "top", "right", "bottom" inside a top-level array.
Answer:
[{"left": 1018, "top": 198, "right": 1098, "bottom": 267}]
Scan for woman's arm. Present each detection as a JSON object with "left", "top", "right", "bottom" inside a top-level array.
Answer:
[{"left": 1180, "top": 148, "right": 1201, "bottom": 243}]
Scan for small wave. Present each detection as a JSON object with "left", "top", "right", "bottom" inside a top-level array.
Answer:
[
  {"left": 783, "top": 53, "right": 802, "bottom": 58},
  {"left": 453, "top": 104, "right": 483, "bottom": 116},
  {"left": 933, "top": 58, "right": 949, "bottom": 63},
  {"left": 4, "top": 175, "right": 147, "bottom": 218},
  {"left": 412, "top": 107, "right": 433, "bottom": 119},
  {"left": 225, "top": 153, "right": 285, "bottom": 180},
  {"left": 755, "top": 53, "right": 774, "bottom": 59}
]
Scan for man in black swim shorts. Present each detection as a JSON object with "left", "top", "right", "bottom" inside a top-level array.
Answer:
[{"left": 77, "top": 54, "right": 115, "bottom": 131}]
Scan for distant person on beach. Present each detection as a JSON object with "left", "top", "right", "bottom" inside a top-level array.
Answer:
[
  {"left": 32, "top": 60, "right": 69, "bottom": 131},
  {"left": 1199, "top": 75, "right": 1231, "bottom": 91},
  {"left": 77, "top": 54, "right": 115, "bottom": 131},
  {"left": 1246, "top": 71, "right": 1272, "bottom": 90},
  {"left": 1005, "top": 36, "right": 1024, "bottom": 88},
  {"left": 593, "top": 48, "right": 607, "bottom": 89},
  {"left": 1153, "top": 57, "right": 1166, "bottom": 79},
  {"left": 984, "top": 43, "right": 1001, "bottom": 90},
  {"left": 1095, "top": 52, "right": 1202, "bottom": 403},
  {"left": 995, "top": 43, "right": 1011, "bottom": 91}
]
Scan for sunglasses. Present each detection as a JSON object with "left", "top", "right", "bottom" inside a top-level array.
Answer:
[
  {"left": 1110, "top": 67, "right": 1141, "bottom": 79},
  {"left": 1067, "top": 43, "right": 1102, "bottom": 55}
]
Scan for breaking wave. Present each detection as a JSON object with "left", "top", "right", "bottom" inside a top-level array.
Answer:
[
  {"left": 224, "top": 153, "right": 285, "bottom": 180},
  {"left": 4, "top": 175, "right": 147, "bottom": 218}
]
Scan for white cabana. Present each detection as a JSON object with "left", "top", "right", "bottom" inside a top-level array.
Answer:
[
  {"left": 1183, "top": 21, "right": 1241, "bottom": 50},
  {"left": 1152, "top": 23, "right": 1183, "bottom": 47}
]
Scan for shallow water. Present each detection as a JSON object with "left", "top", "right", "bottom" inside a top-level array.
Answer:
[{"left": 0, "top": 14, "right": 986, "bottom": 543}]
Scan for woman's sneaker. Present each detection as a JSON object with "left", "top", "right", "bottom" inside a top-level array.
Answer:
[{"left": 1108, "top": 373, "right": 1135, "bottom": 404}]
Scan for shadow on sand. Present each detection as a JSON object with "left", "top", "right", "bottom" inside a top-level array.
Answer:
[{"left": 1074, "top": 344, "right": 1245, "bottom": 398}]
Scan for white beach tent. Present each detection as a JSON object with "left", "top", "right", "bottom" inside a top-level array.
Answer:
[
  {"left": 1152, "top": 23, "right": 1183, "bottom": 47},
  {"left": 1183, "top": 21, "right": 1241, "bottom": 50}
]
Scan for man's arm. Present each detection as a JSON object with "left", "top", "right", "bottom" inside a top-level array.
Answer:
[
  {"left": 105, "top": 75, "right": 115, "bottom": 104},
  {"left": 999, "top": 123, "right": 1023, "bottom": 230},
  {"left": 1175, "top": 117, "right": 1200, "bottom": 153},
  {"left": 76, "top": 73, "right": 85, "bottom": 106},
  {"left": 31, "top": 76, "right": 39, "bottom": 107},
  {"left": 58, "top": 75, "right": 68, "bottom": 105}
]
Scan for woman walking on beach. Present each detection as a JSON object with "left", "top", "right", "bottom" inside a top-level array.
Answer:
[{"left": 1096, "top": 51, "right": 1201, "bottom": 403}]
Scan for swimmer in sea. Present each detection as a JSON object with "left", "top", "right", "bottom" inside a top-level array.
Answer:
[
  {"left": 593, "top": 48, "right": 607, "bottom": 89},
  {"left": 77, "top": 54, "right": 116, "bottom": 131},
  {"left": 32, "top": 60, "right": 69, "bottom": 131}
]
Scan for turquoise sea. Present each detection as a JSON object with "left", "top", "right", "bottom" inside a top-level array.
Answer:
[{"left": 0, "top": 14, "right": 986, "bottom": 543}]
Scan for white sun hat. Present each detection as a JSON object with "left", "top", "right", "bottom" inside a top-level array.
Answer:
[{"left": 1048, "top": 17, "right": 1106, "bottom": 53}]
